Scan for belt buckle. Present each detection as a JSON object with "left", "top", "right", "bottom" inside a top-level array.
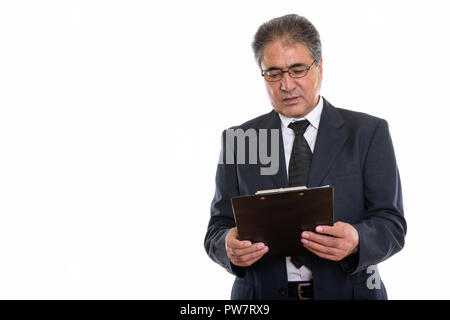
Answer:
[{"left": 297, "top": 282, "right": 312, "bottom": 300}]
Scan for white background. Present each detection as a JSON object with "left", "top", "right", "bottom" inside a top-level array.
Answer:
[{"left": 0, "top": 0, "right": 449, "bottom": 299}]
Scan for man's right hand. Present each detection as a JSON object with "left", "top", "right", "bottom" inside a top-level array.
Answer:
[{"left": 225, "top": 227, "right": 269, "bottom": 267}]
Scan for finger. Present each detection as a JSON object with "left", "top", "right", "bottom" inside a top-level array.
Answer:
[
  {"left": 304, "top": 246, "right": 340, "bottom": 261},
  {"left": 301, "top": 237, "right": 341, "bottom": 257},
  {"left": 229, "top": 242, "right": 266, "bottom": 257},
  {"left": 232, "top": 246, "right": 269, "bottom": 266},
  {"left": 302, "top": 231, "right": 338, "bottom": 248},
  {"left": 226, "top": 228, "right": 252, "bottom": 250},
  {"left": 242, "top": 251, "right": 268, "bottom": 266},
  {"left": 228, "top": 240, "right": 252, "bottom": 252},
  {"left": 315, "top": 222, "right": 345, "bottom": 238},
  {"left": 234, "top": 245, "right": 268, "bottom": 262}
]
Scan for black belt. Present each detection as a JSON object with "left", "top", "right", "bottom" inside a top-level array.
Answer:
[{"left": 288, "top": 281, "right": 314, "bottom": 300}]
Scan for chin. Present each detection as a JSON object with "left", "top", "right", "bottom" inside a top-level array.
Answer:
[{"left": 278, "top": 105, "right": 308, "bottom": 118}]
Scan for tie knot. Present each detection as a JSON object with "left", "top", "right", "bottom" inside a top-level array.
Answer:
[{"left": 288, "top": 119, "right": 310, "bottom": 135}]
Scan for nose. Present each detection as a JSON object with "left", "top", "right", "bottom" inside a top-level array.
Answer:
[{"left": 280, "top": 72, "right": 296, "bottom": 92}]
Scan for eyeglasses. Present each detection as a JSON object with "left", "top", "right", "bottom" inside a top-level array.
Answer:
[{"left": 261, "top": 60, "right": 317, "bottom": 82}]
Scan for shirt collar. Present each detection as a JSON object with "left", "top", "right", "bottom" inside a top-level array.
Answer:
[{"left": 278, "top": 95, "right": 323, "bottom": 130}]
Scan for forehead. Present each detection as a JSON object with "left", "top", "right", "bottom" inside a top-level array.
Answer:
[{"left": 260, "top": 40, "right": 313, "bottom": 69}]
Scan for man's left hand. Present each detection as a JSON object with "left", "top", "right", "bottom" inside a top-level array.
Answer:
[{"left": 301, "top": 222, "right": 359, "bottom": 261}]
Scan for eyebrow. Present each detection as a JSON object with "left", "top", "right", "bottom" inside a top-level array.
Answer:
[{"left": 264, "top": 63, "right": 308, "bottom": 71}]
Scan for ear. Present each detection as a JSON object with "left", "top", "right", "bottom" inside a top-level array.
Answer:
[{"left": 318, "top": 58, "right": 323, "bottom": 77}]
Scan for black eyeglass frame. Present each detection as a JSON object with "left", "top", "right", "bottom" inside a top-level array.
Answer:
[{"left": 261, "top": 60, "right": 317, "bottom": 82}]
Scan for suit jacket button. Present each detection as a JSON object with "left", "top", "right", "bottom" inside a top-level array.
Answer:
[{"left": 278, "top": 287, "right": 286, "bottom": 296}]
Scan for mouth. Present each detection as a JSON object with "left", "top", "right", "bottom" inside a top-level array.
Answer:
[{"left": 282, "top": 96, "right": 300, "bottom": 105}]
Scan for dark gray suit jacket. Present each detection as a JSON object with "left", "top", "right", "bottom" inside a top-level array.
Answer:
[{"left": 204, "top": 98, "right": 406, "bottom": 300}]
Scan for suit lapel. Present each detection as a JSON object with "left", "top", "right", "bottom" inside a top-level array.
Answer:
[
  {"left": 308, "top": 98, "right": 349, "bottom": 187},
  {"left": 260, "top": 110, "right": 289, "bottom": 188}
]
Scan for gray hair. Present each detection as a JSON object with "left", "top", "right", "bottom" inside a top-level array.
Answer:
[{"left": 251, "top": 14, "right": 322, "bottom": 68}]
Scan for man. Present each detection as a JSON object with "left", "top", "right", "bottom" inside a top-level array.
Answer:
[{"left": 204, "top": 14, "right": 406, "bottom": 300}]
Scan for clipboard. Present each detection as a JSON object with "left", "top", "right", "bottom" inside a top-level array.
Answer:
[{"left": 231, "top": 186, "right": 334, "bottom": 256}]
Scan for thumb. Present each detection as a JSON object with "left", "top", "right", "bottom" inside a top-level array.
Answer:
[{"left": 227, "top": 227, "right": 250, "bottom": 249}]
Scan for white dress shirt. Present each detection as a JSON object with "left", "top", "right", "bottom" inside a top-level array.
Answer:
[{"left": 278, "top": 96, "right": 324, "bottom": 282}]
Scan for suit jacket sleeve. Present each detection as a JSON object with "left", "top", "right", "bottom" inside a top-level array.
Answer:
[
  {"left": 340, "top": 119, "right": 407, "bottom": 274},
  {"left": 204, "top": 129, "right": 246, "bottom": 277}
]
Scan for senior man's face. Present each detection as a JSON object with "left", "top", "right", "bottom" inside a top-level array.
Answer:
[{"left": 260, "top": 40, "right": 323, "bottom": 118}]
